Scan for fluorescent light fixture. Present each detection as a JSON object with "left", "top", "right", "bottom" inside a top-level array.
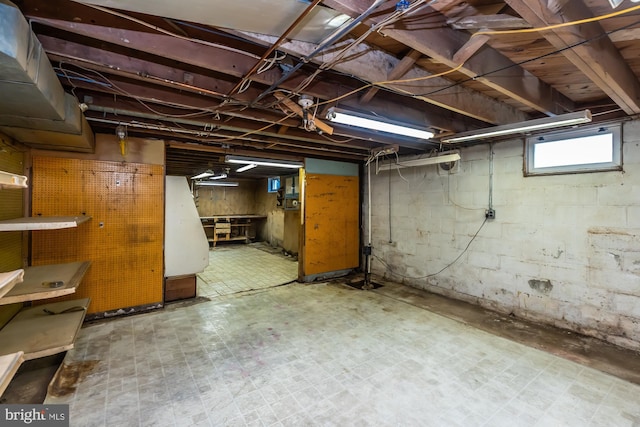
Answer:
[
  {"left": 208, "top": 173, "right": 228, "bottom": 180},
  {"left": 236, "top": 164, "right": 258, "bottom": 173},
  {"left": 442, "top": 110, "right": 592, "bottom": 144},
  {"left": 195, "top": 181, "right": 239, "bottom": 187},
  {"left": 326, "top": 109, "right": 434, "bottom": 140},
  {"left": 226, "top": 155, "right": 303, "bottom": 169},
  {"left": 191, "top": 170, "right": 215, "bottom": 179},
  {"left": 377, "top": 153, "right": 461, "bottom": 171}
]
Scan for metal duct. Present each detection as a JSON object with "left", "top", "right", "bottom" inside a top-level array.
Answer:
[{"left": 0, "top": 0, "right": 94, "bottom": 152}]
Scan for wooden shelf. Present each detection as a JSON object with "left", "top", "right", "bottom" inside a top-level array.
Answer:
[
  {"left": 0, "top": 171, "right": 27, "bottom": 189},
  {"left": 0, "top": 269, "right": 24, "bottom": 299},
  {"left": 0, "top": 351, "right": 24, "bottom": 397},
  {"left": 0, "top": 216, "right": 91, "bottom": 231},
  {"left": 0, "top": 298, "right": 90, "bottom": 361},
  {"left": 0, "top": 262, "right": 91, "bottom": 306}
]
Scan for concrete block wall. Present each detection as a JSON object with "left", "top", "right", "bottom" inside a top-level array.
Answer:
[{"left": 366, "top": 120, "right": 640, "bottom": 350}]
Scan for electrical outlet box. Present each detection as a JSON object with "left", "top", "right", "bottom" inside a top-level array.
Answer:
[{"left": 485, "top": 209, "right": 496, "bottom": 220}]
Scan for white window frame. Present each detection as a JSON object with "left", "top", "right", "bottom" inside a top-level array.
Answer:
[{"left": 525, "top": 124, "right": 622, "bottom": 176}]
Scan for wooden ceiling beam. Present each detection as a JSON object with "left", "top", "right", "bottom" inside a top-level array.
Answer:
[
  {"left": 78, "top": 89, "right": 432, "bottom": 151},
  {"left": 39, "top": 36, "right": 258, "bottom": 103},
  {"left": 31, "top": 18, "right": 469, "bottom": 134},
  {"left": 448, "top": 15, "right": 532, "bottom": 31},
  {"left": 77, "top": 90, "right": 369, "bottom": 149},
  {"left": 323, "top": 0, "right": 575, "bottom": 117},
  {"left": 29, "top": 19, "right": 351, "bottom": 104},
  {"left": 237, "top": 31, "right": 528, "bottom": 124},
  {"left": 359, "top": 49, "right": 422, "bottom": 104},
  {"left": 166, "top": 141, "right": 364, "bottom": 162},
  {"left": 452, "top": 35, "right": 491, "bottom": 65},
  {"left": 505, "top": 0, "right": 640, "bottom": 115}
]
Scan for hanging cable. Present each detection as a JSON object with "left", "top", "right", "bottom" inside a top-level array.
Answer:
[
  {"left": 308, "top": 4, "right": 640, "bottom": 110},
  {"left": 373, "top": 217, "right": 488, "bottom": 280},
  {"left": 488, "top": 143, "right": 494, "bottom": 212},
  {"left": 388, "top": 163, "right": 392, "bottom": 244},
  {"left": 417, "top": 20, "right": 640, "bottom": 99},
  {"left": 473, "top": 4, "right": 640, "bottom": 38}
]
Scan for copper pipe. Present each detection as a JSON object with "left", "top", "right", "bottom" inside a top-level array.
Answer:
[{"left": 227, "top": 0, "right": 323, "bottom": 97}]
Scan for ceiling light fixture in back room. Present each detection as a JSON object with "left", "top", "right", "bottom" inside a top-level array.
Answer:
[
  {"left": 226, "top": 156, "right": 304, "bottom": 169},
  {"left": 195, "top": 181, "right": 239, "bottom": 187},
  {"left": 191, "top": 170, "right": 215, "bottom": 180}
]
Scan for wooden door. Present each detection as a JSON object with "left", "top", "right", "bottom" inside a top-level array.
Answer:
[{"left": 301, "top": 161, "right": 359, "bottom": 281}]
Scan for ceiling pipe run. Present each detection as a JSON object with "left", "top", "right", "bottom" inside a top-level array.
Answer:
[
  {"left": 86, "top": 116, "right": 366, "bottom": 158},
  {"left": 227, "top": 0, "right": 323, "bottom": 97},
  {"left": 252, "top": 0, "right": 387, "bottom": 105},
  {"left": 85, "top": 105, "right": 367, "bottom": 149}
]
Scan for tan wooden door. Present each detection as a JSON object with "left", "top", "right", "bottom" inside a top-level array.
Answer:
[{"left": 301, "top": 169, "right": 359, "bottom": 280}]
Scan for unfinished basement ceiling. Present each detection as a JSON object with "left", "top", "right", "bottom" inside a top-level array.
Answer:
[
  {"left": 78, "top": 0, "right": 352, "bottom": 43},
  {"left": 7, "top": 0, "right": 640, "bottom": 178}
]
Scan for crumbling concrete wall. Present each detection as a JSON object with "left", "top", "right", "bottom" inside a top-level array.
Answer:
[{"left": 366, "top": 120, "right": 640, "bottom": 350}]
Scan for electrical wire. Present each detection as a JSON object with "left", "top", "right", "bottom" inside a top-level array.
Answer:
[
  {"left": 472, "top": 4, "right": 640, "bottom": 38},
  {"left": 56, "top": 64, "right": 219, "bottom": 119},
  {"left": 70, "top": 0, "right": 640, "bottom": 118},
  {"left": 488, "top": 143, "right": 494, "bottom": 211},
  {"left": 270, "top": 0, "right": 432, "bottom": 113},
  {"left": 319, "top": 133, "right": 357, "bottom": 144},
  {"left": 65, "top": 0, "right": 640, "bottom": 143},
  {"left": 373, "top": 217, "right": 488, "bottom": 280},
  {"left": 197, "top": 112, "right": 298, "bottom": 143},
  {"left": 311, "top": 4, "right": 640, "bottom": 110},
  {"left": 388, "top": 162, "right": 392, "bottom": 243},
  {"left": 416, "top": 18, "right": 640, "bottom": 99},
  {"left": 296, "top": 0, "right": 429, "bottom": 88},
  {"left": 58, "top": 61, "right": 300, "bottom": 143},
  {"left": 441, "top": 171, "right": 484, "bottom": 211}
]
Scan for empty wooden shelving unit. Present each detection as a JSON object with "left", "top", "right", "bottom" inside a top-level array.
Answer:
[{"left": 0, "top": 170, "right": 92, "bottom": 395}]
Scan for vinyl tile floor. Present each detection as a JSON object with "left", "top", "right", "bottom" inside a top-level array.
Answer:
[
  {"left": 197, "top": 244, "right": 298, "bottom": 297},
  {"left": 47, "top": 281, "right": 640, "bottom": 426}
]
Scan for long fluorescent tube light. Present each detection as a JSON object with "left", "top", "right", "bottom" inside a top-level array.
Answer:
[
  {"left": 377, "top": 153, "right": 461, "bottom": 171},
  {"left": 442, "top": 110, "right": 592, "bottom": 144},
  {"left": 226, "top": 155, "right": 303, "bottom": 169},
  {"left": 326, "top": 110, "right": 434, "bottom": 140},
  {"left": 236, "top": 164, "right": 257, "bottom": 173},
  {"left": 191, "top": 170, "right": 215, "bottom": 179},
  {"left": 195, "top": 181, "right": 239, "bottom": 187},
  {"left": 208, "top": 173, "right": 228, "bottom": 180}
]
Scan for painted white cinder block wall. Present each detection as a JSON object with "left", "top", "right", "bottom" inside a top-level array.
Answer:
[{"left": 366, "top": 120, "right": 640, "bottom": 350}]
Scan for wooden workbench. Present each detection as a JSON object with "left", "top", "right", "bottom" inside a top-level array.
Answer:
[{"left": 200, "top": 215, "right": 266, "bottom": 247}]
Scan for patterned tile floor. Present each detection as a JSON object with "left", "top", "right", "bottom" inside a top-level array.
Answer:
[
  {"left": 197, "top": 243, "right": 298, "bottom": 297},
  {"left": 48, "top": 281, "right": 640, "bottom": 426}
]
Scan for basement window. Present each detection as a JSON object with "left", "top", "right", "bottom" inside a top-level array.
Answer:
[{"left": 525, "top": 124, "right": 622, "bottom": 176}]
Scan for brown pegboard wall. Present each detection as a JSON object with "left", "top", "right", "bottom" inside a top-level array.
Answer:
[{"left": 31, "top": 156, "right": 164, "bottom": 314}]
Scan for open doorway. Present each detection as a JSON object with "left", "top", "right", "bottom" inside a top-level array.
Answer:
[{"left": 195, "top": 174, "right": 300, "bottom": 297}]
